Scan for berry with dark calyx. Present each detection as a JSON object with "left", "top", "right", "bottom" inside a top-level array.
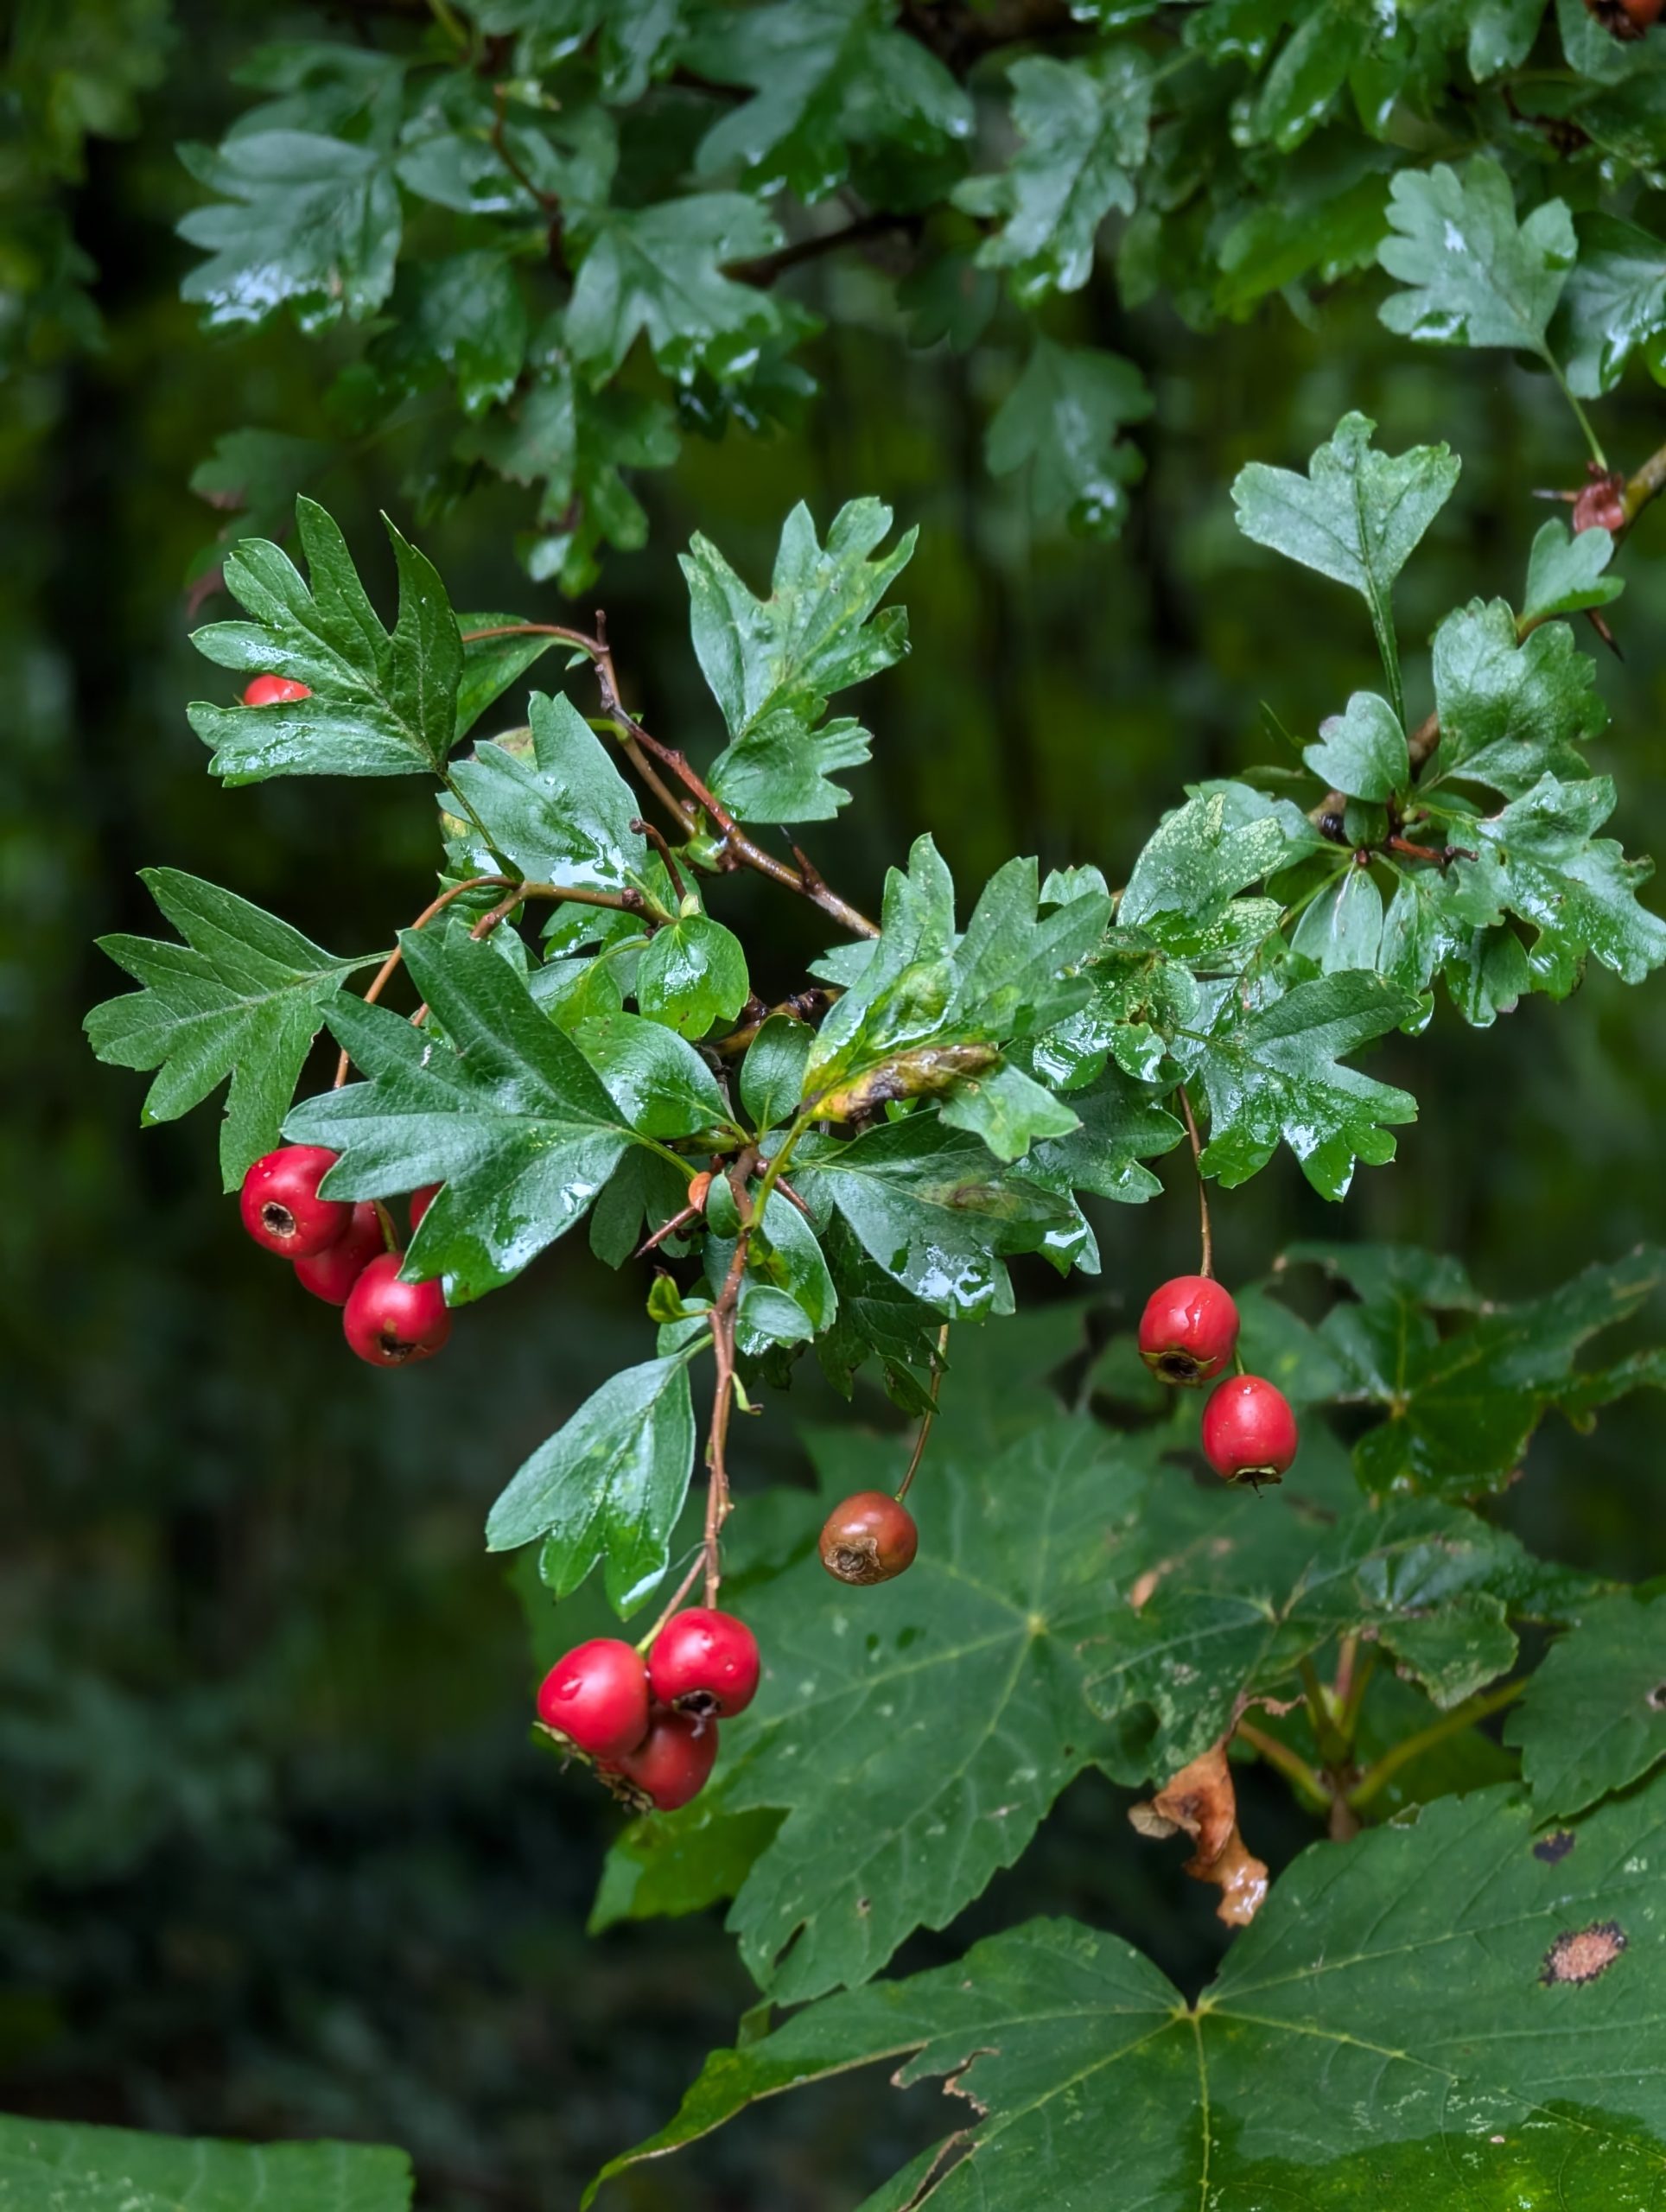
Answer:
[
  {"left": 1586, "top": 0, "right": 1662, "bottom": 35},
  {"left": 410, "top": 1183, "right": 442, "bottom": 1231},
  {"left": 1138, "top": 1274, "right": 1240, "bottom": 1386},
  {"left": 607, "top": 1707, "right": 719, "bottom": 1811},
  {"left": 819, "top": 1491, "right": 918, "bottom": 1586},
  {"left": 343, "top": 1250, "right": 451, "bottom": 1366},
  {"left": 1201, "top": 1374, "right": 1299, "bottom": 1486},
  {"left": 241, "top": 674, "right": 312, "bottom": 707},
  {"left": 537, "top": 1639, "right": 650, "bottom": 1762},
  {"left": 238, "top": 1145, "right": 350, "bottom": 1258},
  {"left": 647, "top": 1608, "right": 760, "bottom": 1719},
  {"left": 294, "top": 1202, "right": 385, "bottom": 1305}
]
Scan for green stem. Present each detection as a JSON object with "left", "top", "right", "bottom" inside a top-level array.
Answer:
[
  {"left": 1235, "top": 1719, "right": 1330, "bottom": 1810},
  {"left": 1300, "top": 1654, "right": 1350, "bottom": 1769},
  {"left": 1347, "top": 1677, "right": 1527, "bottom": 1814},
  {"left": 1369, "top": 598, "right": 1408, "bottom": 735},
  {"left": 1279, "top": 855, "right": 1354, "bottom": 929},
  {"left": 1543, "top": 348, "right": 1606, "bottom": 470}
]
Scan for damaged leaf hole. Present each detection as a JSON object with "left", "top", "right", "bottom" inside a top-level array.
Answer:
[
  {"left": 1531, "top": 1829, "right": 1576, "bottom": 1865},
  {"left": 1540, "top": 1920, "right": 1627, "bottom": 1986},
  {"left": 1647, "top": 1681, "right": 1666, "bottom": 1712}
]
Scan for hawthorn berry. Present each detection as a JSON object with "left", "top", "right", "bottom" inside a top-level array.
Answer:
[
  {"left": 238, "top": 1145, "right": 350, "bottom": 1258},
  {"left": 1200, "top": 1374, "right": 1299, "bottom": 1485},
  {"left": 647, "top": 1608, "right": 760, "bottom": 1719},
  {"left": 608, "top": 1707, "right": 719, "bottom": 1810},
  {"left": 410, "top": 1183, "right": 442, "bottom": 1231},
  {"left": 1572, "top": 466, "right": 1628, "bottom": 535},
  {"left": 1138, "top": 1274, "right": 1240, "bottom": 1386},
  {"left": 241, "top": 674, "right": 312, "bottom": 707},
  {"left": 342, "top": 1250, "right": 451, "bottom": 1366},
  {"left": 819, "top": 1491, "right": 918, "bottom": 1585},
  {"left": 537, "top": 1639, "right": 651, "bottom": 1761},
  {"left": 1586, "top": 0, "right": 1662, "bottom": 36},
  {"left": 294, "top": 1201, "right": 385, "bottom": 1305}
]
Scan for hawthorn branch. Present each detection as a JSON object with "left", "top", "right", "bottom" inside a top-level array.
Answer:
[{"left": 726, "top": 209, "right": 919, "bottom": 288}]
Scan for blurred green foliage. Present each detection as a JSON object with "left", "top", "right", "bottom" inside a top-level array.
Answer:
[{"left": 4, "top": 4, "right": 1666, "bottom": 2207}]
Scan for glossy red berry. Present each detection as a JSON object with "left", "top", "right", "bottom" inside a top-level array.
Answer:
[
  {"left": 537, "top": 1639, "right": 651, "bottom": 1761},
  {"left": 342, "top": 1250, "right": 451, "bottom": 1366},
  {"left": 1201, "top": 1374, "right": 1299, "bottom": 1486},
  {"left": 819, "top": 1491, "right": 918, "bottom": 1586},
  {"left": 647, "top": 1608, "right": 760, "bottom": 1719},
  {"left": 293, "top": 1202, "right": 385, "bottom": 1305},
  {"left": 1138, "top": 1274, "right": 1240, "bottom": 1386},
  {"left": 238, "top": 1145, "right": 350, "bottom": 1258},
  {"left": 409, "top": 1183, "right": 442, "bottom": 1231},
  {"left": 608, "top": 1707, "right": 719, "bottom": 1810},
  {"left": 241, "top": 674, "right": 312, "bottom": 707}
]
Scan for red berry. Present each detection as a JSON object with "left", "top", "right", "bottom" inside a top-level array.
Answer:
[
  {"left": 410, "top": 1183, "right": 442, "bottom": 1231},
  {"left": 1572, "top": 466, "right": 1627, "bottom": 534},
  {"left": 1138, "top": 1274, "right": 1240, "bottom": 1386},
  {"left": 241, "top": 674, "right": 313, "bottom": 707},
  {"left": 1587, "top": 0, "right": 1661, "bottom": 36},
  {"left": 1201, "top": 1374, "right": 1299, "bottom": 1485},
  {"left": 647, "top": 1608, "right": 760, "bottom": 1719},
  {"left": 607, "top": 1707, "right": 719, "bottom": 1811},
  {"left": 537, "top": 1639, "right": 651, "bottom": 1762},
  {"left": 293, "top": 1202, "right": 385, "bottom": 1305},
  {"left": 818, "top": 1491, "right": 918, "bottom": 1586},
  {"left": 342, "top": 1250, "right": 451, "bottom": 1366},
  {"left": 238, "top": 1145, "right": 350, "bottom": 1258}
]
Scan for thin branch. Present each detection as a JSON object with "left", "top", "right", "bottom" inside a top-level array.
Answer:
[
  {"left": 726, "top": 209, "right": 919, "bottom": 288},
  {"left": 1347, "top": 1678, "right": 1527, "bottom": 1814},
  {"left": 1176, "top": 1084, "right": 1213, "bottom": 1280},
  {"left": 631, "top": 816, "right": 689, "bottom": 905},
  {"left": 333, "top": 874, "right": 512, "bottom": 1086},
  {"left": 895, "top": 1323, "right": 951, "bottom": 1501},
  {"left": 1233, "top": 1719, "right": 1330, "bottom": 1808}
]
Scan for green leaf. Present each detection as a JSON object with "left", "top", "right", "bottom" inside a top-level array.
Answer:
[
  {"left": 1289, "top": 864, "right": 1383, "bottom": 973},
  {"left": 1428, "top": 596, "right": 1606, "bottom": 798},
  {"left": 566, "top": 193, "right": 795, "bottom": 385},
  {"left": 453, "top": 614, "right": 566, "bottom": 743},
  {"left": 188, "top": 428, "right": 329, "bottom": 574},
  {"left": 448, "top": 690, "right": 652, "bottom": 893},
  {"left": 286, "top": 923, "right": 632, "bottom": 1302},
  {"left": 86, "top": 868, "right": 374, "bottom": 1191},
  {"left": 686, "top": 0, "right": 971, "bottom": 204},
  {"left": 740, "top": 1014, "right": 813, "bottom": 1132},
  {"left": 1554, "top": 213, "right": 1666, "bottom": 397},
  {"left": 1118, "top": 783, "right": 1319, "bottom": 955},
  {"left": 0, "top": 2113, "right": 412, "bottom": 2210},
  {"left": 1231, "top": 410, "right": 1459, "bottom": 632},
  {"left": 682, "top": 498, "right": 916, "bottom": 824},
  {"left": 369, "top": 249, "right": 527, "bottom": 418},
  {"left": 1299, "top": 1243, "right": 1666, "bottom": 1499},
  {"left": 188, "top": 500, "right": 461, "bottom": 781},
  {"left": 1011, "top": 1064, "right": 1185, "bottom": 1208},
  {"left": 1251, "top": 0, "right": 1373, "bottom": 152},
  {"left": 985, "top": 337, "right": 1152, "bottom": 539},
  {"left": 1302, "top": 687, "right": 1408, "bottom": 800},
  {"left": 486, "top": 1354, "right": 697, "bottom": 1614},
  {"left": 936, "top": 1059, "right": 1078, "bottom": 1165},
  {"left": 1196, "top": 969, "right": 1420, "bottom": 1199},
  {"left": 590, "top": 1802, "right": 783, "bottom": 1935},
  {"left": 598, "top": 1781, "right": 1666, "bottom": 2207},
  {"left": 815, "top": 1216, "right": 946, "bottom": 1395},
  {"left": 636, "top": 912, "right": 750, "bottom": 1039},
  {"left": 1521, "top": 519, "right": 1624, "bottom": 625},
  {"left": 794, "top": 1116, "right": 1075, "bottom": 1317},
  {"left": 1506, "top": 1589, "right": 1666, "bottom": 1818},
  {"left": 1468, "top": 0, "right": 1544, "bottom": 75},
  {"left": 1377, "top": 157, "right": 1576, "bottom": 354},
  {"left": 574, "top": 1012, "right": 732, "bottom": 1141},
  {"left": 687, "top": 1408, "right": 1149, "bottom": 1999},
  {"left": 954, "top": 50, "right": 1152, "bottom": 304}
]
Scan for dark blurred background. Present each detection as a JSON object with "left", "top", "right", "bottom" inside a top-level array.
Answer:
[{"left": 4, "top": 7, "right": 1666, "bottom": 2208}]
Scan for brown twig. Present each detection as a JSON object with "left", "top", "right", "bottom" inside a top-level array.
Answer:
[
  {"left": 715, "top": 987, "right": 837, "bottom": 1058},
  {"left": 1176, "top": 1084, "right": 1213, "bottom": 1280},
  {"left": 726, "top": 210, "right": 919, "bottom": 288},
  {"left": 631, "top": 817, "right": 689, "bottom": 905},
  {"left": 333, "top": 874, "right": 512, "bottom": 1085}
]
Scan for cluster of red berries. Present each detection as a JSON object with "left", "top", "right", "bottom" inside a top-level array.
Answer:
[
  {"left": 239, "top": 1144, "right": 450, "bottom": 1367},
  {"left": 1136, "top": 1274, "right": 1298, "bottom": 1484},
  {"left": 537, "top": 1608, "right": 760, "bottom": 1811}
]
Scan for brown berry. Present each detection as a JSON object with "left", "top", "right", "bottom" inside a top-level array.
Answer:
[{"left": 818, "top": 1491, "right": 918, "bottom": 1586}]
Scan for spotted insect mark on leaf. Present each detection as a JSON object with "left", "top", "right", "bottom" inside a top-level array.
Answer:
[
  {"left": 1532, "top": 1829, "right": 1577, "bottom": 1865},
  {"left": 1541, "top": 1920, "right": 1626, "bottom": 1986}
]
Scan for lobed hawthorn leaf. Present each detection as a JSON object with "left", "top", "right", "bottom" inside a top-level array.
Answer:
[
  {"left": 814, "top": 1214, "right": 947, "bottom": 1398},
  {"left": 188, "top": 427, "right": 329, "bottom": 581},
  {"left": 596, "top": 1779, "right": 1666, "bottom": 2209},
  {"left": 1286, "top": 1242, "right": 1666, "bottom": 1500},
  {"left": 368, "top": 249, "right": 527, "bottom": 420},
  {"left": 636, "top": 912, "right": 750, "bottom": 1039},
  {"left": 286, "top": 923, "right": 635, "bottom": 1303},
  {"left": 1428, "top": 596, "right": 1606, "bottom": 798},
  {"left": 189, "top": 499, "right": 461, "bottom": 782},
  {"left": 1552, "top": 212, "right": 1666, "bottom": 397},
  {"left": 1231, "top": 410, "right": 1459, "bottom": 638},
  {"left": 985, "top": 336, "right": 1152, "bottom": 540},
  {"left": 448, "top": 689, "right": 654, "bottom": 894},
  {"left": 1521, "top": 519, "right": 1624, "bottom": 626},
  {"left": 1505, "top": 1587, "right": 1666, "bottom": 1819},
  {"left": 486, "top": 1351, "right": 700, "bottom": 1616},
  {"left": 685, "top": 0, "right": 971, "bottom": 205},
  {"left": 85, "top": 868, "right": 377, "bottom": 1192},
  {"left": 954, "top": 49, "right": 1153, "bottom": 305},
  {"left": 1120, "top": 782, "right": 1320, "bottom": 957},
  {"left": 1289, "top": 863, "right": 1383, "bottom": 974},
  {"left": 1377, "top": 157, "right": 1575, "bottom": 354},
  {"left": 1302, "top": 687, "right": 1408, "bottom": 802},
  {"left": 572, "top": 1012, "right": 734, "bottom": 1141},
  {"left": 682, "top": 498, "right": 917, "bottom": 825},
  {"left": 1250, "top": 0, "right": 1375, "bottom": 154},
  {"left": 565, "top": 192, "right": 798, "bottom": 387},
  {"left": 1194, "top": 968, "right": 1421, "bottom": 1200},
  {"left": 739, "top": 1014, "right": 813, "bottom": 1134},
  {"left": 177, "top": 129, "right": 400, "bottom": 335},
  {"left": 0, "top": 2113, "right": 413, "bottom": 2212}
]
